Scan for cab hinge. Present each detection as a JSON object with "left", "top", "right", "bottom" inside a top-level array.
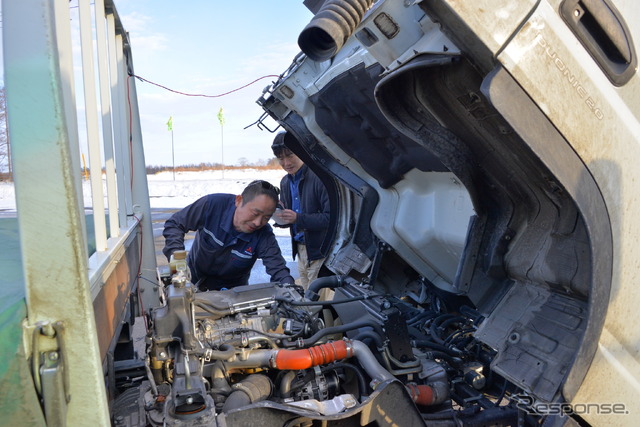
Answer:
[{"left": 29, "top": 321, "right": 70, "bottom": 426}]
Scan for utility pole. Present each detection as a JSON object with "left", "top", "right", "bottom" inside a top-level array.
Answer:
[
  {"left": 217, "top": 107, "right": 225, "bottom": 179},
  {"left": 167, "top": 116, "right": 175, "bottom": 180}
]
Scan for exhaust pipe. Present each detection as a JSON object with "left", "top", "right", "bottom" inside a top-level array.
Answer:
[{"left": 298, "top": 0, "right": 375, "bottom": 62}]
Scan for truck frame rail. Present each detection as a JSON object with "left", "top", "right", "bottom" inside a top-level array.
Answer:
[{"left": 1, "top": 1, "right": 157, "bottom": 425}]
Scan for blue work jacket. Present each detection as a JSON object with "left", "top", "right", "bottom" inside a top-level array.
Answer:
[
  {"left": 163, "top": 194, "right": 294, "bottom": 290},
  {"left": 278, "top": 165, "right": 330, "bottom": 262}
]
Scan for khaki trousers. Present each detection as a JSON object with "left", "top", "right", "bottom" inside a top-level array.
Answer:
[
  {"left": 296, "top": 244, "right": 333, "bottom": 300},
  {"left": 296, "top": 243, "right": 324, "bottom": 290}
]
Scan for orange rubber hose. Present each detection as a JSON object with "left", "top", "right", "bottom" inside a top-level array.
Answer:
[
  {"left": 406, "top": 384, "right": 436, "bottom": 406},
  {"left": 273, "top": 340, "right": 353, "bottom": 370}
]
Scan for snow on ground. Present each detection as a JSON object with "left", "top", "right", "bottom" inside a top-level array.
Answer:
[
  {"left": 146, "top": 168, "right": 284, "bottom": 208},
  {"left": 0, "top": 181, "right": 16, "bottom": 211},
  {"left": 0, "top": 169, "right": 284, "bottom": 209}
]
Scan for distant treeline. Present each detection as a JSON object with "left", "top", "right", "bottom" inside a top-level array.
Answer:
[
  {"left": 0, "top": 160, "right": 282, "bottom": 182},
  {"left": 145, "top": 160, "right": 280, "bottom": 175}
]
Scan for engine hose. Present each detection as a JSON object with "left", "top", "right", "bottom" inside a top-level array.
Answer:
[
  {"left": 430, "top": 313, "right": 459, "bottom": 344},
  {"left": 411, "top": 339, "right": 463, "bottom": 357},
  {"left": 421, "top": 350, "right": 462, "bottom": 366},
  {"left": 439, "top": 316, "right": 466, "bottom": 333},
  {"left": 457, "top": 405, "right": 519, "bottom": 426},
  {"left": 321, "top": 362, "right": 367, "bottom": 397},
  {"left": 278, "top": 339, "right": 394, "bottom": 390},
  {"left": 221, "top": 374, "right": 273, "bottom": 413},
  {"left": 407, "top": 310, "right": 438, "bottom": 327},
  {"left": 298, "top": 0, "right": 375, "bottom": 62},
  {"left": 352, "top": 330, "right": 384, "bottom": 349},
  {"left": 406, "top": 381, "right": 449, "bottom": 406},
  {"left": 304, "top": 275, "right": 346, "bottom": 301},
  {"left": 193, "top": 295, "right": 244, "bottom": 312},
  {"left": 283, "top": 318, "right": 384, "bottom": 347},
  {"left": 278, "top": 294, "right": 372, "bottom": 306},
  {"left": 194, "top": 343, "right": 235, "bottom": 361},
  {"left": 351, "top": 340, "right": 394, "bottom": 387},
  {"left": 192, "top": 300, "right": 230, "bottom": 318},
  {"left": 278, "top": 371, "right": 298, "bottom": 398},
  {"left": 273, "top": 340, "right": 353, "bottom": 370},
  {"left": 211, "top": 361, "right": 232, "bottom": 396}
]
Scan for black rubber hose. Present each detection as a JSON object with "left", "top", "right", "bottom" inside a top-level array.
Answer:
[
  {"left": 411, "top": 340, "right": 461, "bottom": 357},
  {"left": 429, "top": 313, "right": 458, "bottom": 344},
  {"left": 440, "top": 316, "right": 466, "bottom": 332},
  {"left": 421, "top": 351, "right": 462, "bottom": 366},
  {"left": 277, "top": 294, "right": 371, "bottom": 306},
  {"left": 407, "top": 310, "right": 438, "bottom": 327},
  {"left": 192, "top": 343, "right": 235, "bottom": 361},
  {"left": 221, "top": 390, "right": 251, "bottom": 413},
  {"left": 304, "top": 275, "right": 346, "bottom": 300},
  {"left": 221, "top": 374, "right": 273, "bottom": 413},
  {"left": 283, "top": 319, "right": 384, "bottom": 348},
  {"left": 458, "top": 406, "right": 519, "bottom": 427},
  {"left": 298, "top": 0, "right": 375, "bottom": 62},
  {"left": 321, "top": 362, "right": 368, "bottom": 397},
  {"left": 352, "top": 330, "right": 384, "bottom": 348},
  {"left": 193, "top": 300, "right": 230, "bottom": 318}
]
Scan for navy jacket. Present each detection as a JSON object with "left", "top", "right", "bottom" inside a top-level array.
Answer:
[
  {"left": 279, "top": 165, "right": 330, "bottom": 262},
  {"left": 162, "top": 194, "right": 294, "bottom": 290}
]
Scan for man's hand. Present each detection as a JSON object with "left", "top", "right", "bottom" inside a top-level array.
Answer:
[{"left": 276, "top": 208, "right": 297, "bottom": 225}]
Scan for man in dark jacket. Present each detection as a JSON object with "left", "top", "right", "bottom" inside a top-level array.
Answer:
[
  {"left": 271, "top": 132, "right": 330, "bottom": 290},
  {"left": 162, "top": 180, "right": 295, "bottom": 291}
]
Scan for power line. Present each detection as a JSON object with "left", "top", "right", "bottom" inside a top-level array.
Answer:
[{"left": 131, "top": 74, "right": 280, "bottom": 98}]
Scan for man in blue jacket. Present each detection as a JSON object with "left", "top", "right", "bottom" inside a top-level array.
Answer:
[
  {"left": 271, "top": 132, "right": 330, "bottom": 290},
  {"left": 162, "top": 180, "right": 295, "bottom": 291}
]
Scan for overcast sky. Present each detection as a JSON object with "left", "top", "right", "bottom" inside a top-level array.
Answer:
[{"left": 114, "top": 0, "right": 313, "bottom": 167}]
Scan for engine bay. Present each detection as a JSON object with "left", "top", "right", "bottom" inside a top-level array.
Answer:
[{"left": 112, "top": 266, "right": 539, "bottom": 426}]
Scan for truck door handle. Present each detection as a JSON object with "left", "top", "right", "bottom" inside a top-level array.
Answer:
[{"left": 560, "top": 0, "right": 637, "bottom": 85}]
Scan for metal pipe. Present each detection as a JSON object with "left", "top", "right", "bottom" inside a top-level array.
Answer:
[
  {"left": 279, "top": 371, "right": 297, "bottom": 398},
  {"left": 145, "top": 355, "right": 159, "bottom": 396},
  {"left": 351, "top": 340, "right": 394, "bottom": 388}
]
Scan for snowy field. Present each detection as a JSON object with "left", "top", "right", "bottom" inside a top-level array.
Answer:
[{"left": 146, "top": 168, "right": 285, "bottom": 209}]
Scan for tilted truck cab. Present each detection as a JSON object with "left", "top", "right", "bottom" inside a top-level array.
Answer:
[{"left": 2, "top": 0, "right": 640, "bottom": 426}]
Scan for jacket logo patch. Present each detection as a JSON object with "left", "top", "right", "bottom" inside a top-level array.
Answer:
[{"left": 231, "top": 249, "right": 253, "bottom": 259}]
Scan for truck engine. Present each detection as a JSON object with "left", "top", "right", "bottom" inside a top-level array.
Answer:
[{"left": 113, "top": 263, "right": 526, "bottom": 426}]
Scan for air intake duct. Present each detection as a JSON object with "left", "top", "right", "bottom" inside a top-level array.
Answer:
[{"left": 298, "top": 0, "right": 375, "bottom": 62}]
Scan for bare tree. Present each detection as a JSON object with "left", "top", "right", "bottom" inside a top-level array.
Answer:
[{"left": 0, "top": 86, "right": 10, "bottom": 181}]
